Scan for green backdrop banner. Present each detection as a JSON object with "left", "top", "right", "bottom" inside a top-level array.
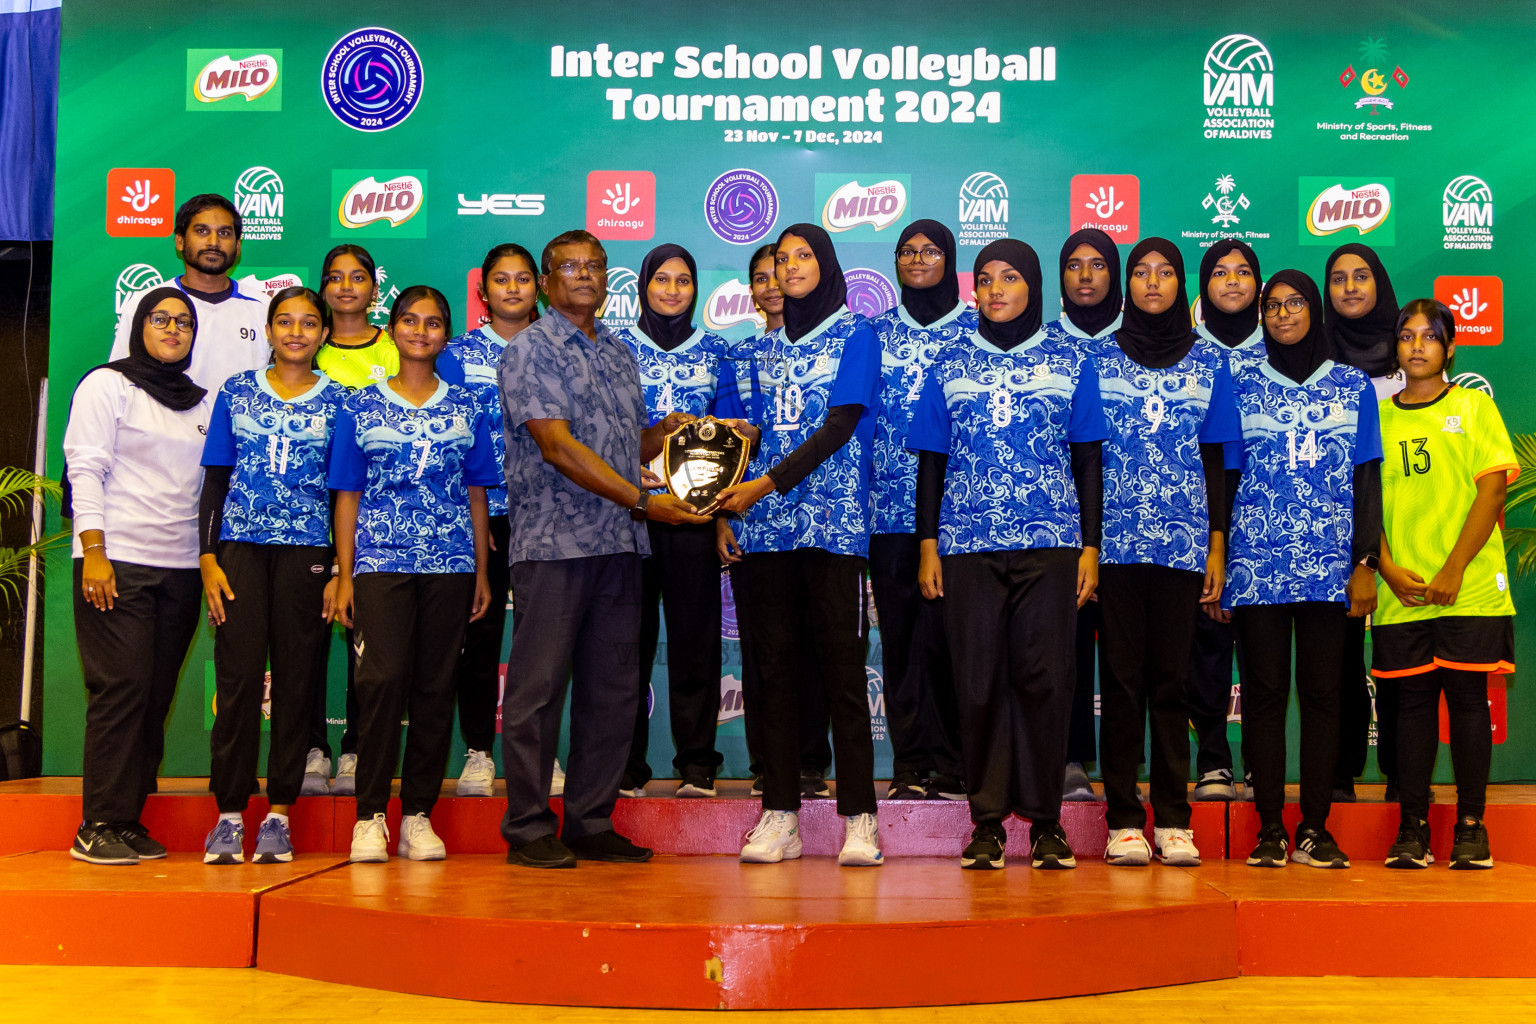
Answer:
[{"left": 44, "top": 0, "right": 1536, "bottom": 783}]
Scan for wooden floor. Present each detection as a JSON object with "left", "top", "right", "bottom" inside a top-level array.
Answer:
[{"left": 4, "top": 968, "right": 1535, "bottom": 1022}]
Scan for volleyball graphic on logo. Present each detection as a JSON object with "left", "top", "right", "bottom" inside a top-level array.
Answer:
[
  {"left": 704, "top": 168, "right": 779, "bottom": 245},
  {"left": 960, "top": 171, "right": 1008, "bottom": 205},
  {"left": 1204, "top": 33, "right": 1273, "bottom": 75},
  {"left": 598, "top": 267, "right": 640, "bottom": 326},
  {"left": 115, "top": 263, "right": 164, "bottom": 313},
  {"left": 322, "top": 27, "right": 424, "bottom": 132},
  {"left": 1443, "top": 175, "right": 1493, "bottom": 206},
  {"left": 844, "top": 268, "right": 898, "bottom": 319}
]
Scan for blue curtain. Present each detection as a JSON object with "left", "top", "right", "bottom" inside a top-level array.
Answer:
[{"left": 0, "top": 0, "right": 60, "bottom": 241}]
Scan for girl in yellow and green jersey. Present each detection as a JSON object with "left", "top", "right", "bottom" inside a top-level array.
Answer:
[
  {"left": 316, "top": 245, "right": 399, "bottom": 392},
  {"left": 1374, "top": 298, "right": 1516, "bottom": 872}
]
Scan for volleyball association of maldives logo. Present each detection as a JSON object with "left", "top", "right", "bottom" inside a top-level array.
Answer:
[
  {"left": 704, "top": 168, "right": 779, "bottom": 245},
  {"left": 234, "top": 166, "right": 284, "bottom": 241},
  {"left": 597, "top": 266, "right": 640, "bottom": 326},
  {"left": 1201, "top": 33, "right": 1274, "bottom": 139},
  {"left": 322, "top": 27, "right": 424, "bottom": 132},
  {"left": 957, "top": 171, "right": 1009, "bottom": 247},
  {"left": 844, "top": 269, "right": 898, "bottom": 319},
  {"left": 1443, "top": 175, "right": 1493, "bottom": 251},
  {"left": 114, "top": 263, "right": 165, "bottom": 314}
]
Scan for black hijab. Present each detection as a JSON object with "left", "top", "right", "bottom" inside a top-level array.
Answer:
[
  {"left": 973, "top": 239, "right": 1043, "bottom": 350},
  {"left": 1322, "top": 243, "right": 1399, "bottom": 377},
  {"left": 1261, "top": 270, "right": 1330, "bottom": 385},
  {"left": 636, "top": 243, "right": 698, "bottom": 351},
  {"left": 107, "top": 286, "right": 205, "bottom": 410},
  {"left": 778, "top": 223, "right": 847, "bottom": 342},
  {"left": 895, "top": 218, "right": 959, "bottom": 326},
  {"left": 1198, "top": 238, "right": 1262, "bottom": 347},
  {"left": 1058, "top": 228, "right": 1122, "bottom": 337},
  {"left": 1118, "top": 237, "right": 1196, "bottom": 369}
]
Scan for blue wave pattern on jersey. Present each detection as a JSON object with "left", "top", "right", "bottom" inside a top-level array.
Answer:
[
  {"left": 203, "top": 370, "right": 346, "bottom": 547},
  {"left": 617, "top": 326, "right": 736, "bottom": 423},
  {"left": 908, "top": 330, "right": 1107, "bottom": 556},
  {"left": 1093, "top": 338, "right": 1238, "bottom": 572},
  {"left": 440, "top": 327, "right": 510, "bottom": 516},
  {"left": 1224, "top": 361, "right": 1377, "bottom": 607},
  {"left": 736, "top": 311, "right": 881, "bottom": 558},
  {"left": 868, "top": 304, "right": 978, "bottom": 535},
  {"left": 328, "top": 383, "right": 500, "bottom": 575}
]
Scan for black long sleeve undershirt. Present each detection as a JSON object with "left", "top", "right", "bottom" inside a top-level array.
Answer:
[
  {"left": 766, "top": 404, "right": 862, "bottom": 494},
  {"left": 1222, "top": 458, "right": 1383, "bottom": 566},
  {"left": 198, "top": 465, "right": 232, "bottom": 557},
  {"left": 1201, "top": 442, "right": 1228, "bottom": 534},
  {"left": 916, "top": 450, "right": 946, "bottom": 542},
  {"left": 915, "top": 441, "right": 1103, "bottom": 549}
]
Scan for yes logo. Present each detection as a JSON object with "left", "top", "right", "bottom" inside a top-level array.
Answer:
[
  {"left": 105, "top": 168, "right": 174, "bottom": 237},
  {"left": 1434, "top": 275, "right": 1502, "bottom": 346},
  {"left": 1069, "top": 174, "right": 1139, "bottom": 242},
  {"left": 332, "top": 171, "right": 428, "bottom": 238},
  {"left": 186, "top": 50, "right": 282, "bottom": 111},
  {"left": 587, "top": 171, "right": 654, "bottom": 240}
]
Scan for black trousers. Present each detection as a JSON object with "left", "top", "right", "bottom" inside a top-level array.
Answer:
[
  {"left": 627, "top": 521, "right": 724, "bottom": 783},
  {"left": 1067, "top": 601, "right": 1099, "bottom": 764},
  {"left": 500, "top": 554, "right": 642, "bottom": 845},
  {"left": 1396, "top": 668, "right": 1490, "bottom": 822},
  {"left": 74, "top": 559, "right": 201, "bottom": 824},
  {"left": 732, "top": 549, "right": 876, "bottom": 817},
  {"left": 1188, "top": 612, "right": 1249, "bottom": 777},
  {"left": 1375, "top": 677, "right": 1399, "bottom": 782},
  {"left": 1098, "top": 564, "right": 1203, "bottom": 830},
  {"left": 209, "top": 542, "right": 332, "bottom": 811},
  {"left": 308, "top": 626, "right": 360, "bottom": 759},
  {"left": 1234, "top": 601, "right": 1347, "bottom": 829},
  {"left": 734, "top": 564, "right": 832, "bottom": 776},
  {"left": 1336, "top": 615, "right": 1373, "bottom": 785},
  {"left": 352, "top": 572, "right": 475, "bottom": 819},
  {"left": 455, "top": 515, "right": 511, "bottom": 753},
  {"left": 867, "top": 533, "right": 963, "bottom": 780},
  {"left": 943, "top": 548, "right": 1079, "bottom": 824}
]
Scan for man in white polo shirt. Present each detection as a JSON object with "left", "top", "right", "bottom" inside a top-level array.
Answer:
[{"left": 111, "top": 193, "right": 268, "bottom": 392}]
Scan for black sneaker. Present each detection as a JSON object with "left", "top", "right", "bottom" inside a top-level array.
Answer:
[
  {"left": 1449, "top": 816, "right": 1493, "bottom": 870},
  {"left": 886, "top": 771, "right": 927, "bottom": 800},
  {"left": 1292, "top": 825, "right": 1350, "bottom": 868},
  {"left": 507, "top": 833, "right": 577, "bottom": 869},
  {"left": 799, "top": 769, "right": 831, "bottom": 798},
  {"left": 1383, "top": 779, "right": 1400, "bottom": 803},
  {"left": 1385, "top": 818, "right": 1431, "bottom": 869},
  {"left": 71, "top": 822, "right": 139, "bottom": 866},
  {"left": 117, "top": 821, "right": 167, "bottom": 860},
  {"left": 1028, "top": 819, "right": 1076, "bottom": 870},
  {"left": 1332, "top": 780, "right": 1358, "bottom": 804},
  {"left": 1246, "top": 823, "right": 1289, "bottom": 867},
  {"left": 676, "top": 766, "right": 717, "bottom": 798},
  {"left": 564, "top": 829, "right": 654, "bottom": 863},
  {"left": 961, "top": 821, "right": 1006, "bottom": 870},
  {"left": 927, "top": 773, "right": 967, "bottom": 801}
]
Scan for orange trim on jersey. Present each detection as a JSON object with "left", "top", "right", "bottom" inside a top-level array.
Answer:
[
  {"left": 1371, "top": 663, "right": 1438, "bottom": 679},
  {"left": 1475, "top": 463, "right": 1519, "bottom": 484},
  {"left": 1434, "top": 657, "right": 1516, "bottom": 674}
]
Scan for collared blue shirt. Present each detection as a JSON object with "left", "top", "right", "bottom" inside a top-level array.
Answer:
[
  {"left": 1196, "top": 321, "right": 1268, "bottom": 378},
  {"left": 498, "top": 306, "right": 651, "bottom": 564},
  {"left": 616, "top": 324, "right": 746, "bottom": 424},
  {"left": 439, "top": 325, "right": 513, "bottom": 517}
]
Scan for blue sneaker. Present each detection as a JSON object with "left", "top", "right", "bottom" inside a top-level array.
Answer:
[
  {"left": 203, "top": 819, "right": 245, "bottom": 865},
  {"left": 253, "top": 817, "right": 294, "bottom": 864}
]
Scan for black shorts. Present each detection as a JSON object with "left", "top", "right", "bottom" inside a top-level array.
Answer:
[{"left": 1371, "top": 615, "right": 1515, "bottom": 678}]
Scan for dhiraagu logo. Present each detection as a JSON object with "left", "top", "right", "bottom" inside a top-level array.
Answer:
[
  {"left": 1299, "top": 177, "right": 1394, "bottom": 245},
  {"left": 186, "top": 50, "right": 282, "bottom": 111}
]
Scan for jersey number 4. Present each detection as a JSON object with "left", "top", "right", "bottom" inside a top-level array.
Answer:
[{"left": 1398, "top": 437, "right": 1431, "bottom": 476}]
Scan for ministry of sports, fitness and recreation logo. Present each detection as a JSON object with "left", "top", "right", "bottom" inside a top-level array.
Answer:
[
  {"left": 1319, "top": 38, "right": 1432, "bottom": 142},
  {"left": 867, "top": 666, "right": 886, "bottom": 742},
  {"left": 844, "top": 269, "right": 898, "bottom": 319},
  {"left": 1339, "top": 38, "right": 1408, "bottom": 117},
  {"left": 322, "top": 28, "right": 424, "bottom": 132},
  {"left": 234, "top": 166, "right": 284, "bottom": 241},
  {"left": 1435, "top": 275, "right": 1503, "bottom": 347},
  {"left": 186, "top": 50, "right": 282, "bottom": 111},
  {"left": 115, "top": 263, "right": 165, "bottom": 314},
  {"left": 1182, "top": 173, "right": 1270, "bottom": 247},
  {"left": 957, "top": 171, "right": 1009, "bottom": 248},
  {"left": 701, "top": 276, "right": 765, "bottom": 335},
  {"left": 1201, "top": 33, "right": 1274, "bottom": 140},
  {"left": 815, "top": 173, "right": 910, "bottom": 241},
  {"left": 332, "top": 170, "right": 428, "bottom": 238},
  {"left": 704, "top": 168, "right": 778, "bottom": 245},
  {"left": 1299, "top": 177, "right": 1394, "bottom": 245},
  {"left": 366, "top": 263, "right": 400, "bottom": 328},
  {"left": 597, "top": 266, "right": 639, "bottom": 327},
  {"left": 1442, "top": 175, "right": 1493, "bottom": 251}
]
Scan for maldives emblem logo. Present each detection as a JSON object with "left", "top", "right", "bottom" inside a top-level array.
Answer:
[
  {"left": 1300, "top": 178, "right": 1394, "bottom": 245},
  {"left": 1340, "top": 37, "right": 1408, "bottom": 117},
  {"left": 816, "top": 173, "right": 911, "bottom": 240},
  {"left": 704, "top": 168, "right": 778, "bottom": 245},
  {"left": 187, "top": 50, "right": 282, "bottom": 111},
  {"left": 322, "top": 28, "right": 424, "bottom": 132},
  {"left": 332, "top": 171, "right": 428, "bottom": 238}
]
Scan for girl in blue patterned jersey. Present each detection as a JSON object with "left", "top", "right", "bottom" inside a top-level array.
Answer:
[
  {"left": 1095, "top": 238, "right": 1241, "bottom": 869},
  {"left": 909, "top": 238, "right": 1109, "bottom": 871},
  {"left": 866, "top": 219, "right": 976, "bottom": 801},
  {"left": 199, "top": 287, "right": 348, "bottom": 865},
  {"left": 1224, "top": 270, "right": 1382, "bottom": 870},
  {"left": 614, "top": 243, "right": 753, "bottom": 799},
  {"left": 329, "top": 286, "right": 501, "bottom": 864},
  {"left": 715, "top": 224, "right": 884, "bottom": 867},
  {"left": 435, "top": 243, "right": 539, "bottom": 799}
]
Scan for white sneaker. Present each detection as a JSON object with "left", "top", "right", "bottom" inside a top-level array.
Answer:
[
  {"left": 838, "top": 812, "right": 884, "bottom": 867},
  {"left": 549, "top": 759, "right": 566, "bottom": 798},
  {"left": 1154, "top": 827, "right": 1202, "bottom": 866},
  {"left": 1104, "top": 827, "right": 1152, "bottom": 866},
  {"left": 456, "top": 750, "right": 495, "bottom": 797},
  {"left": 397, "top": 812, "right": 447, "bottom": 861},
  {"left": 332, "top": 753, "right": 358, "bottom": 796},
  {"left": 350, "top": 813, "right": 389, "bottom": 863},
  {"left": 300, "top": 748, "right": 331, "bottom": 796},
  {"left": 740, "top": 810, "right": 802, "bottom": 863}
]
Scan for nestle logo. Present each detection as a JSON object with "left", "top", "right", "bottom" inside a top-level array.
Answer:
[{"left": 1351, "top": 188, "right": 1381, "bottom": 199}]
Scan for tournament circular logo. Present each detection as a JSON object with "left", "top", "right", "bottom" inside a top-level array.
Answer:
[
  {"left": 704, "top": 168, "right": 779, "bottom": 245},
  {"left": 322, "top": 27, "right": 424, "bottom": 132},
  {"left": 843, "top": 268, "right": 898, "bottom": 319}
]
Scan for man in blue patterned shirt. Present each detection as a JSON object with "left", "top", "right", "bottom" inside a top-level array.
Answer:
[{"left": 497, "top": 230, "right": 707, "bottom": 869}]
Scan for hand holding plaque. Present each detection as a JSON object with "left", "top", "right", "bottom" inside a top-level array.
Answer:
[{"left": 662, "top": 416, "right": 750, "bottom": 516}]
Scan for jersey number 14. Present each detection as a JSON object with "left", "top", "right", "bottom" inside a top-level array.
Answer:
[{"left": 1287, "top": 429, "right": 1320, "bottom": 470}]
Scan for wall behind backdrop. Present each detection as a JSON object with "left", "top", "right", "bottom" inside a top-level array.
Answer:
[{"left": 42, "top": 0, "right": 1536, "bottom": 782}]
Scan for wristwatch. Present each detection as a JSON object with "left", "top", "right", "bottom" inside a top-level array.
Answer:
[
  {"left": 1359, "top": 553, "right": 1379, "bottom": 572},
  {"left": 629, "top": 490, "right": 649, "bottom": 522}
]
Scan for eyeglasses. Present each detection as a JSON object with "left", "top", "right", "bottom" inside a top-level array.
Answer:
[
  {"left": 147, "top": 312, "right": 194, "bottom": 332},
  {"left": 552, "top": 259, "right": 607, "bottom": 277},
  {"left": 1262, "top": 296, "right": 1308, "bottom": 317},
  {"left": 896, "top": 247, "right": 945, "bottom": 266}
]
